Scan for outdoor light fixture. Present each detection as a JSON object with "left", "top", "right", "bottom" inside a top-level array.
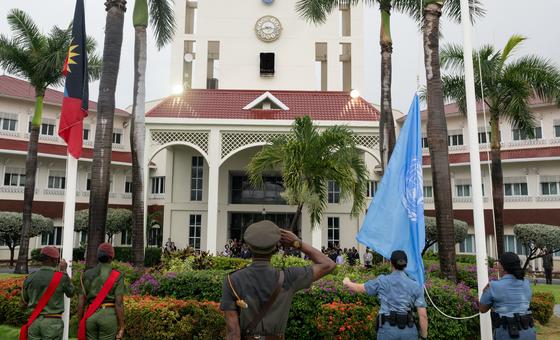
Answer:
[
  {"left": 261, "top": 208, "right": 267, "bottom": 216},
  {"left": 350, "top": 89, "right": 360, "bottom": 99},
  {"left": 172, "top": 84, "right": 184, "bottom": 95}
]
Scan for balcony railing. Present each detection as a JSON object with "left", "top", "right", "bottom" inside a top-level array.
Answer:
[
  {"left": 535, "top": 195, "right": 560, "bottom": 202},
  {"left": 43, "top": 188, "right": 65, "bottom": 196},
  {"left": 504, "top": 196, "right": 533, "bottom": 202},
  {"left": 148, "top": 193, "right": 166, "bottom": 200}
]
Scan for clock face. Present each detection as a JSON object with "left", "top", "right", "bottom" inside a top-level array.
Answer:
[{"left": 255, "top": 16, "right": 282, "bottom": 42}]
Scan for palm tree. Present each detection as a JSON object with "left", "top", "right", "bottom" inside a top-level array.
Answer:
[
  {"left": 0, "top": 9, "right": 100, "bottom": 273},
  {"left": 396, "top": 0, "right": 484, "bottom": 281},
  {"left": 87, "top": 0, "right": 127, "bottom": 268},
  {"left": 247, "top": 116, "right": 368, "bottom": 233},
  {"left": 441, "top": 35, "right": 560, "bottom": 257},
  {"left": 296, "top": 0, "right": 396, "bottom": 169},
  {"left": 129, "top": 0, "right": 175, "bottom": 267}
]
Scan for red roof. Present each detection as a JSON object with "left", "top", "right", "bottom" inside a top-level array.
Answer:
[
  {"left": 0, "top": 138, "right": 132, "bottom": 164},
  {"left": 0, "top": 75, "right": 129, "bottom": 115},
  {"left": 422, "top": 146, "right": 560, "bottom": 165},
  {"left": 146, "top": 89, "right": 380, "bottom": 121},
  {"left": 422, "top": 97, "right": 553, "bottom": 116}
]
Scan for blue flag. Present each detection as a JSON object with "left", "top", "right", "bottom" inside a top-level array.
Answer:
[{"left": 357, "top": 95, "right": 425, "bottom": 286}]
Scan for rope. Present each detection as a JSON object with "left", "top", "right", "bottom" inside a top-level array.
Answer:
[{"left": 424, "top": 286, "right": 481, "bottom": 320}]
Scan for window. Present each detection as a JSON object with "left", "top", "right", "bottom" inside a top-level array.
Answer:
[
  {"left": 421, "top": 137, "right": 429, "bottom": 149},
  {"left": 541, "top": 182, "right": 559, "bottom": 196},
  {"left": 0, "top": 113, "right": 17, "bottom": 131},
  {"left": 555, "top": 123, "right": 560, "bottom": 138},
  {"left": 448, "top": 134, "right": 464, "bottom": 146},
  {"left": 230, "top": 173, "right": 285, "bottom": 205},
  {"left": 504, "top": 182, "right": 528, "bottom": 196},
  {"left": 185, "top": 0, "right": 197, "bottom": 34},
  {"left": 478, "top": 132, "right": 491, "bottom": 144},
  {"left": 328, "top": 180, "right": 340, "bottom": 204},
  {"left": 86, "top": 173, "right": 91, "bottom": 191},
  {"left": 80, "top": 231, "right": 87, "bottom": 244},
  {"left": 206, "top": 41, "right": 220, "bottom": 89},
  {"left": 456, "top": 184, "right": 471, "bottom": 197},
  {"left": 48, "top": 171, "right": 66, "bottom": 189},
  {"left": 423, "top": 186, "right": 433, "bottom": 198},
  {"left": 340, "top": 1, "right": 351, "bottom": 37},
  {"left": 125, "top": 176, "right": 133, "bottom": 194},
  {"left": 260, "top": 53, "right": 275, "bottom": 76},
  {"left": 189, "top": 214, "right": 202, "bottom": 250},
  {"left": 512, "top": 127, "right": 542, "bottom": 141},
  {"left": 3, "top": 168, "right": 25, "bottom": 187},
  {"left": 191, "top": 156, "right": 204, "bottom": 201},
  {"left": 148, "top": 225, "right": 161, "bottom": 246},
  {"left": 183, "top": 40, "right": 195, "bottom": 89},
  {"left": 459, "top": 234, "right": 475, "bottom": 253},
  {"left": 327, "top": 217, "right": 340, "bottom": 248},
  {"left": 151, "top": 176, "right": 165, "bottom": 194},
  {"left": 112, "top": 130, "right": 122, "bottom": 144},
  {"left": 121, "top": 229, "right": 132, "bottom": 245},
  {"left": 83, "top": 126, "right": 90, "bottom": 141},
  {"left": 504, "top": 235, "right": 528, "bottom": 256},
  {"left": 41, "top": 227, "right": 62, "bottom": 246},
  {"left": 366, "top": 180, "right": 378, "bottom": 198},
  {"left": 29, "top": 120, "right": 56, "bottom": 136}
]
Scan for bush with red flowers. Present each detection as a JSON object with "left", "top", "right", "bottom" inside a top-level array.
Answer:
[{"left": 315, "top": 301, "right": 378, "bottom": 339}]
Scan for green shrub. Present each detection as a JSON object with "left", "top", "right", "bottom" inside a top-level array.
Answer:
[
  {"left": 211, "top": 256, "right": 250, "bottom": 270},
  {"left": 30, "top": 248, "right": 43, "bottom": 262},
  {"left": 158, "top": 270, "right": 226, "bottom": 302},
  {"left": 271, "top": 254, "right": 310, "bottom": 269},
  {"left": 73, "top": 247, "right": 85, "bottom": 261},
  {"left": 531, "top": 292, "right": 555, "bottom": 325},
  {"left": 144, "top": 247, "right": 162, "bottom": 267}
]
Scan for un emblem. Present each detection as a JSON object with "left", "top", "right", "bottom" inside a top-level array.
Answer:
[{"left": 401, "top": 158, "right": 423, "bottom": 222}]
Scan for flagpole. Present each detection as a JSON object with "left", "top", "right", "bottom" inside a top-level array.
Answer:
[
  {"left": 459, "top": 0, "right": 492, "bottom": 338},
  {"left": 62, "top": 153, "right": 78, "bottom": 340}
]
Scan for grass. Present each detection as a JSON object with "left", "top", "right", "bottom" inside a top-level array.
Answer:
[
  {"left": 536, "top": 315, "right": 560, "bottom": 339},
  {"left": 533, "top": 283, "right": 560, "bottom": 303},
  {"left": 0, "top": 325, "right": 77, "bottom": 340}
]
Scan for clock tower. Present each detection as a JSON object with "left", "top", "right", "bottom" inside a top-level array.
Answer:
[{"left": 170, "top": 0, "right": 373, "bottom": 96}]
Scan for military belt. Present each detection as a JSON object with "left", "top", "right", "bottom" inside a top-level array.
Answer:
[
  {"left": 491, "top": 312, "right": 533, "bottom": 338},
  {"left": 378, "top": 311, "right": 415, "bottom": 329}
]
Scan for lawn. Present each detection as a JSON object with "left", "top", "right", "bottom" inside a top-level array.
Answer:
[
  {"left": 533, "top": 283, "right": 560, "bottom": 303},
  {"left": 0, "top": 325, "right": 76, "bottom": 340}
]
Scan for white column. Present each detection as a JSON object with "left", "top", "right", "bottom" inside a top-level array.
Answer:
[
  {"left": 460, "top": 0, "right": 492, "bottom": 338},
  {"left": 206, "top": 129, "right": 220, "bottom": 254},
  {"left": 61, "top": 155, "right": 77, "bottom": 340},
  {"left": 143, "top": 128, "right": 150, "bottom": 248},
  {"left": 312, "top": 225, "right": 322, "bottom": 249}
]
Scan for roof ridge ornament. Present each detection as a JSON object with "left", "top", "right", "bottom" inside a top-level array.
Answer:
[{"left": 242, "top": 91, "right": 289, "bottom": 111}]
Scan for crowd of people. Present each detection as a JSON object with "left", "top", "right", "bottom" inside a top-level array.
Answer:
[{"left": 321, "top": 245, "right": 361, "bottom": 266}]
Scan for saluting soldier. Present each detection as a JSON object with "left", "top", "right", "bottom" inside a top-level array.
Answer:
[
  {"left": 220, "top": 221, "right": 336, "bottom": 340},
  {"left": 21, "top": 246, "right": 74, "bottom": 340},
  {"left": 77, "top": 243, "right": 125, "bottom": 340},
  {"left": 479, "top": 252, "right": 536, "bottom": 340},
  {"left": 343, "top": 250, "right": 429, "bottom": 340}
]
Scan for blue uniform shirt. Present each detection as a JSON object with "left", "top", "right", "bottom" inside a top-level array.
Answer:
[
  {"left": 480, "top": 274, "right": 532, "bottom": 317},
  {"left": 364, "top": 270, "right": 427, "bottom": 315}
]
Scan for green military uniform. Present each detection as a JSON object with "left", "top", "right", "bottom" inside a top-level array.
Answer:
[
  {"left": 22, "top": 266, "right": 74, "bottom": 340},
  {"left": 220, "top": 221, "right": 314, "bottom": 339},
  {"left": 81, "top": 263, "right": 125, "bottom": 340}
]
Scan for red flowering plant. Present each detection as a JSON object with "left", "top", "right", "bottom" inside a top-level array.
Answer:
[
  {"left": 0, "top": 276, "right": 26, "bottom": 325},
  {"left": 315, "top": 301, "right": 378, "bottom": 339}
]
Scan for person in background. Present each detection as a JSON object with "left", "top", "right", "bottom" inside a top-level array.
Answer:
[
  {"left": 220, "top": 221, "right": 335, "bottom": 339},
  {"left": 479, "top": 252, "right": 536, "bottom": 340},
  {"left": 543, "top": 252, "right": 553, "bottom": 285},
  {"left": 363, "top": 247, "right": 373, "bottom": 269},
  {"left": 335, "top": 250, "right": 345, "bottom": 265},
  {"left": 343, "top": 250, "right": 428, "bottom": 340},
  {"left": 21, "top": 246, "right": 74, "bottom": 340}
]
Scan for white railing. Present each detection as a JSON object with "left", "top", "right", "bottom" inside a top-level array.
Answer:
[
  {"left": 452, "top": 196, "right": 472, "bottom": 203},
  {"left": 535, "top": 195, "right": 560, "bottom": 202},
  {"left": 0, "top": 130, "right": 20, "bottom": 138},
  {"left": 81, "top": 191, "right": 90, "bottom": 197},
  {"left": 504, "top": 196, "right": 533, "bottom": 202},
  {"left": 112, "top": 143, "right": 125, "bottom": 150},
  {"left": 43, "top": 188, "right": 65, "bottom": 196},
  {"left": 148, "top": 193, "right": 166, "bottom": 200},
  {"left": 121, "top": 193, "right": 132, "bottom": 199},
  {"left": 0, "top": 186, "right": 25, "bottom": 193}
]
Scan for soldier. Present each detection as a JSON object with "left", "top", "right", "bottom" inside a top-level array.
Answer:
[
  {"left": 543, "top": 251, "right": 553, "bottom": 285},
  {"left": 343, "top": 250, "right": 428, "bottom": 340},
  {"left": 479, "top": 252, "right": 536, "bottom": 340},
  {"left": 20, "top": 246, "right": 74, "bottom": 340},
  {"left": 77, "top": 243, "right": 125, "bottom": 340},
  {"left": 220, "top": 220, "right": 336, "bottom": 339}
]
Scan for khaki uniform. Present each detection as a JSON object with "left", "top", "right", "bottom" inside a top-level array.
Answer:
[
  {"left": 220, "top": 261, "right": 313, "bottom": 337},
  {"left": 81, "top": 263, "right": 125, "bottom": 340},
  {"left": 22, "top": 266, "right": 74, "bottom": 340}
]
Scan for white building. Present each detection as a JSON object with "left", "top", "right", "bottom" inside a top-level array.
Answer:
[{"left": 0, "top": 75, "right": 160, "bottom": 260}]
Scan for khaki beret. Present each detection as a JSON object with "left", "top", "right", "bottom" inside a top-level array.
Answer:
[{"left": 243, "top": 220, "right": 281, "bottom": 255}]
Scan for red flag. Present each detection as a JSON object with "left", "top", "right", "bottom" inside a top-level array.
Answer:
[{"left": 58, "top": 0, "right": 88, "bottom": 159}]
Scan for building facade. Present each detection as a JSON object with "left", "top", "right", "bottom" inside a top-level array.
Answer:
[
  {"left": 419, "top": 99, "right": 560, "bottom": 268},
  {"left": 0, "top": 75, "right": 145, "bottom": 260}
]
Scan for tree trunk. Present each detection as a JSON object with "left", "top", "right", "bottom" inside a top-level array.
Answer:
[
  {"left": 86, "top": 0, "right": 126, "bottom": 268},
  {"left": 490, "top": 114, "right": 505, "bottom": 257},
  {"left": 14, "top": 94, "right": 44, "bottom": 274},
  {"left": 379, "top": 1, "right": 396, "bottom": 167},
  {"left": 130, "top": 23, "right": 147, "bottom": 268},
  {"left": 423, "top": 2, "right": 457, "bottom": 282},
  {"left": 289, "top": 204, "right": 303, "bottom": 235},
  {"left": 9, "top": 244, "right": 15, "bottom": 267}
]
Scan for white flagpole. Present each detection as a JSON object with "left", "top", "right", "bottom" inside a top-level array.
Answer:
[
  {"left": 61, "top": 153, "right": 78, "bottom": 340},
  {"left": 459, "top": 0, "right": 492, "bottom": 338}
]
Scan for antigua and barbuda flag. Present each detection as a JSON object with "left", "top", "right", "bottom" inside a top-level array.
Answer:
[
  {"left": 58, "top": 0, "right": 88, "bottom": 159},
  {"left": 356, "top": 95, "right": 426, "bottom": 286}
]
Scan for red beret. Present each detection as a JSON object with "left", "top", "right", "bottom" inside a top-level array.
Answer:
[
  {"left": 40, "top": 246, "right": 60, "bottom": 259},
  {"left": 98, "top": 242, "right": 115, "bottom": 258}
]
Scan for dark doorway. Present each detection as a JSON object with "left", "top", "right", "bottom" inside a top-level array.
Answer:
[{"left": 229, "top": 212, "right": 299, "bottom": 242}]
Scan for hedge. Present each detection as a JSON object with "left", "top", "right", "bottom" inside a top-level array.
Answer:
[
  {"left": 531, "top": 292, "right": 555, "bottom": 324},
  {"left": 31, "top": 247, "right": 162, "bottom": 267}
]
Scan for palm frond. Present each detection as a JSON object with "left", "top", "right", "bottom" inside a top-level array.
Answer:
[
  {"left": 500, "top": 34, "right": 526, "bottom": 65},
  {"left": 7, "top": 9, "right": 44, "bottom": 51},
  {"left": 441, "top": 74, "right": 467, "bottom": 114},
  {"left": 504, "top": 56, "right": 560, "bottom": 102},
  {"left": 149, "top": 0, "right": 176, "bottom": 49},
  {"left": 440, "top": 43, "right": 465, "bottom": 73},
  {"left": 443, "top": 0, "right": 486, "bottom": 23},
  {"left": 0, "top": 35, "right": 33, "bottom": 79},
  {"left": 296, "top": 0, "right": 348, "bottom": 24}
]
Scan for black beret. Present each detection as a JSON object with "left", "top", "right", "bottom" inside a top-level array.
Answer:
[
  {"left": 244, "top": 220, "right": 281, "bottom": 255},
  {"left": 390, "top": 250, "right": 408, "bottom": 266}
]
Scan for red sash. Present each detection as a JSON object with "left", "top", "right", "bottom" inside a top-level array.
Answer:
[
  {"left": 20, "top": 271, "right": 64, "bottom": 340},
  {"left": 78, "top": 270, "right": 120, "bottom": 340}
]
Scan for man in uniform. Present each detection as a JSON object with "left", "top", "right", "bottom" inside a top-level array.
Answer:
[
  {"left": 543, "top": 252, "right": 553, "bottom": 285},
  {"left": 220, "top": 221, "right": 336, "bottom": 339},
  {"left": 21, "top": 246, "right": 74, "bottom": 340},
  {"left": 77, "top": 243, "right": 125, "bottom": 340}
]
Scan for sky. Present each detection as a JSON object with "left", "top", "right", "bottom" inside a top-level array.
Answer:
[{"left": 1, "top": 0, "right": 559, "bottom": 113}]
